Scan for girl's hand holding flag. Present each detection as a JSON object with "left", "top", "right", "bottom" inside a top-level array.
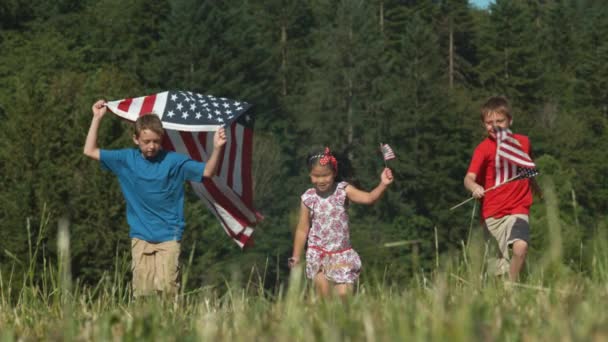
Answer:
[
  {"left": 379, "top": 143, "right": 395, "bottom": 183},
  {"left": 381, "top": 168, "right": 394, "bottom": 185}
]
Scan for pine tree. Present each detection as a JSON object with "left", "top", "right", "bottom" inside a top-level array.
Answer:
[
  {"left": 378, "top": 2, "right": 477, "bottom": 272},
  {"left": 475, "top": 0, "right": 543, "bottom": 116},
  {"left": 566, "top": 0, "right": 608, "bottom": 215},
  {"left": 288, "top": 0, "right": 384, "bottom": 155},
  {"left": 0, "top": 21, "right": 142, "bottom": 284},
  {"left": 437, "top": 0, "right": 477, "bottom": 89}
]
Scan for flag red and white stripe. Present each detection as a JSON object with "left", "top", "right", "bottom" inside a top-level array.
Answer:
[
  {"left": 106, "top": 91, "right": 260, "bottom": 248},
  {"left": 494, "top": 127, "right": 536, "bottom": 184},
  {"left": 381, "top": 143, "right": 396, "bottom": 161}
]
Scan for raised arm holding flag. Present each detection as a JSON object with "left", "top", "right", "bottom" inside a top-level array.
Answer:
[
  {"left": 104, "top": 90, "right": 260, "bottom": 248},
  {"left": 84, "top": 91, "right": 260, "bottom": 298}
]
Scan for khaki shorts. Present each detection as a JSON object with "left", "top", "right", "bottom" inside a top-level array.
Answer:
[
  {"left": 131, "top": 238, "right": 181, "bottom": 297},
  {"left": 483, "top": 214, "right": 529, "bottom": 275}
]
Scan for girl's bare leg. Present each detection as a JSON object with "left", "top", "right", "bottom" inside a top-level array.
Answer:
[
  {"left": 334, "top": 283, "right": 353, "bottom": 300},
  {"left": 314, "top": 272, "right": 331, "bottom": 298}
]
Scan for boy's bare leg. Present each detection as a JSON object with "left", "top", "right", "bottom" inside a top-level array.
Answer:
[
  {"left": 509, "top": 240, "right": 528, "bottom": 281},
  {"left": 314, "top": 272, "right": 331, "bottom": 298}
]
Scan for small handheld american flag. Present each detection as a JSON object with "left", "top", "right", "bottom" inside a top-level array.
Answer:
[
  {"left": 450, "top": 148, "right": 540, "bottom": 210},
  {"left": 494, "top": 127, "right": 536, "bottom": 184},
  {"left": 381, "top": 143, "right": 396, "bottom": 161},
  {"left": 450, "top": 162, "right": 539, "bottom": 211}
]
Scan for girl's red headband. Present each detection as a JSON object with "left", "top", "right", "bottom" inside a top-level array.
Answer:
[{"left": 315, "top": 147, "right": 338, "bottom": 173}]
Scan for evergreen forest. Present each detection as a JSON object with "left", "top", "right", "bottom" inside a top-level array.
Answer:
[{"left": 1, "top": 0, "right": 607, "bottom": 293}]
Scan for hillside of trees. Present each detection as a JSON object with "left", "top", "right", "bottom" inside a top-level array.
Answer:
[{"left": 1, "top": 0, "right": 606, "bottom": 291}]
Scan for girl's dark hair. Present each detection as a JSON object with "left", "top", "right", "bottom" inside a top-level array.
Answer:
[{"left": 306, "top": 146, "right": 356, "bottom": 184}]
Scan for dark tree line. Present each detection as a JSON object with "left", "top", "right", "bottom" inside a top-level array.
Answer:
[{"left": 1, "top": 0, "right": 606, "bottom": 290}]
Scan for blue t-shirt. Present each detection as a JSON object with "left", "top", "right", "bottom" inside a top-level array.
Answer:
[{"left": 100, "top": 148, "right": 206, "bottom": 242}]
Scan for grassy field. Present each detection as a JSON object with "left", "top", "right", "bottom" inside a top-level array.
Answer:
[
  {"left": 1, "top": 224, "right": 607, "bottom": 342},
  {"left": 2, "top": 188, "right": 608, "bottom": 341}
]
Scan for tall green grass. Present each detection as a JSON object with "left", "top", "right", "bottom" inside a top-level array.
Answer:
[{"left": 1, "top": 200, "right": 607, "bottom": 341}]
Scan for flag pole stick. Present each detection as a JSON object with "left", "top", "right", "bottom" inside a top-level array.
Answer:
[
  {"left": 449, "top": 173, "right": 523, "bottom": 211},
  {"left": 449, "top": 196, "right": 476, "bottom": 211}
]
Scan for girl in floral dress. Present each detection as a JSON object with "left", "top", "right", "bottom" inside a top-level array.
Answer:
[{"left": 289, "top": 147, "right": 394, "bottom": 298}]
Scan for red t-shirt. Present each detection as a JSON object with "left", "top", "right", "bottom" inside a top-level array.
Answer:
[{"left": 467, "top": 135, "right": 533, "bottom": 219}]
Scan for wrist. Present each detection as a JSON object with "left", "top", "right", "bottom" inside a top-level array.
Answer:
[{"left": 288, "top": 256, "right": 300, "bottom": 267}]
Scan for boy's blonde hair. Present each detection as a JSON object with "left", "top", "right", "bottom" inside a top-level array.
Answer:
[
  {"left": 134, "top": 114, "right": 164, "bottom": 138},
  {"left": 480, "top": 96, "right": 512, "bottom": 121}
]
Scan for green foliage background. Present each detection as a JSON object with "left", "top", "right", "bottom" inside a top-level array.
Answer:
[{"left": 1, "top": 0, "right": 606, "bottom": 291}]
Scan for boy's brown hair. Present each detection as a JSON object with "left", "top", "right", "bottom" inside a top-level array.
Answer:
[
  {"left": 134, "top": 114, "right": 164, "bottom": 138},
  {"left": 480, "top": 96, "right": 512, "bottom": 121}
]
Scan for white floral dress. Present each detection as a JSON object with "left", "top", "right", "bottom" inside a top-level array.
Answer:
[{"left": 302, "top": 181, "right": 362, "bottom": 283}]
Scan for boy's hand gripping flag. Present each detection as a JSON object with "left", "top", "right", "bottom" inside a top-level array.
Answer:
[
  {"left": 106, "top": 90, "right": 262, "bottom": 248},
  {"left": 450, "top": 128, "right": 538, "bottom": 211}
]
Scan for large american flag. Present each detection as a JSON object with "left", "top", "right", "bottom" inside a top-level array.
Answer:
[
  {"left": 495, "top": 127, "right": 537, "bottom": 184},
  {"left": 106, "top": 90, "right": 260, "bottom": 248}
]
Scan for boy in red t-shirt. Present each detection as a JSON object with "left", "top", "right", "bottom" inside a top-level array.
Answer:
[{"left": 464, "top": 96, "right": 538, "bottom": 281}]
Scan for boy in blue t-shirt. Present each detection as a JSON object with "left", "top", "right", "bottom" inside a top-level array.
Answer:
[{"left": 84, "top": 99, "right": 226, "bottom": 297}]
